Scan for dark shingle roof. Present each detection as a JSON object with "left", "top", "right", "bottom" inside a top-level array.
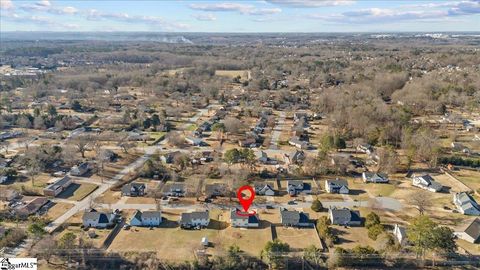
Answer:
[{"left": 464, "top": 218, "right": 480, "bottom": 242}]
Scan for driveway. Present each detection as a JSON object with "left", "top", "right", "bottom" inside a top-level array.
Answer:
[{"left": 269, "top": 111, "right": 286, "bottom": 150}]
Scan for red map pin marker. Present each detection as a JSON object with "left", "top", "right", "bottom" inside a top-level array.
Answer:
[{"left": 237, "top": 185, "right": 255, "bottom": 212}]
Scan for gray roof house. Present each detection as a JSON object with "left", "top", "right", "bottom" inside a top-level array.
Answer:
[
  {"left": 284, "top": 150, "right": 305, "bottom": 165},
  {"left": 230, "top": 209, "right": 260, "bottom": 228},
  {"left": 325, "top": 179, "right": 349, "bottom": 194},
  {"left": 280, "top": 208, "right": 312, "bottom": 227},
  {"left": 43, "top": 176, "right": 72, "bottom": 197},
  {"left": 453, "top": 192, "right": 480, "bottom": 216},
  {"left": 329, "top": 208, "right": 362, "bottom": 226},
  {"left": 454, "top": 218, "right": 480, "bottom": 243},
  {"left": 412, "top": 174, "right": 443, "bottom": 192},
  {"left": 121, "top": 183, "right": 146, "bottom": 197},
  {"left": 287, "top": 180, "right": 311, "bottom": 196},
  {"left": 254, "top": 183, "right": 275, "bottom": 196},
  {"left": 70, "top": 162, "right": 90, "bottom": 177},
  {"left": 82, "top": 209, "right": 115, "bottom": 228},
  {"left": 164, "top": 183, "right": 186, "bottom": 197},
  {"left": 130, "top": 210, "right": 162, "bottom": 227},
  {"left": 362, "top": 172, "right": 389, "bottom": 183},
  {"left": 179, "top": 210, "right": 210, "bottom": 229}
]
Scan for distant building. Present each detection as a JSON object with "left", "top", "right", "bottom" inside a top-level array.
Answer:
[
  {"left": 230, "top": 209, "right": 260, "bottom": 228},
  {"left": 204, "top": 183, "right": 227, "bottom": 198},
  {"left": 15, "top": 197, "right": 49, "bottom": 218},
  {"left": 412, "top": 174, "right": 443, "bottom": 192},
  {"left": 453, "top": 192, "right": 480, "bottom": 216},
  {"left": 164, "top": 183, "right": 186, "bottom": 197},
  {"left": 130, "top": 210, "right": 162, "bottom": 227},
  {"left": 43, "top": 176, "right": 73, "bottom": 197},
  {"left": 286, "top": 180, "right": 311, "bottom": 196},
  {"left": 254, "top": 183, "right": 275, "bottom": 196},
  {"left": 362, "top": 172, "right": 389, "bottom": 183},
  {"left": 121, "top": 183, "right": 146, "bottom": 197},
  {"left": 325, "top": 179, "right": 349, "bottom": 194},
  {"left": 70, "top": 162, "right": 90, "bottom": 177}
]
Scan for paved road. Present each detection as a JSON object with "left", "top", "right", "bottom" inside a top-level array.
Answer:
[
  {"left": 269, "top": 111, "right": 286, "bottom": 150},
  {"left": 46, "top": 149, "right": 152, "bottom": 233}
]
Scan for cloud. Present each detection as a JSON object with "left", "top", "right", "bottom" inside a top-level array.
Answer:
[
  {"left": 266, "top": 0, "right": 355, "bottom": 8},
  {"left": 193, "top": 13, "right": 217, "bottom": 21},
  {"left": 309, "top": 1, "right": 480, "bottom": 24},
  {"left": 37, "top": 0, "right": 51, "bottom": 7},
  {"left": 1, "top": 12, "right": 79, "bottom": 29},
  {"left": 85, "top": 9, "right": 190, "bottom": 30},
  {"left": 0, "top": 0, "right": 14, "bottom": 10},
  {"left": 189, "top": 2, "right": 281, "bottom": 15}
]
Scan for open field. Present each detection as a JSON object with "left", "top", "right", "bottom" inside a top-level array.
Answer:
[
  {"left": 58, "top": 183, "right": 98, "bottom": 201},
  {"left": 45, "top": 202, "right": 74, "bottom": 220},
  {"left": 275, "top": 226, "right": 321, "bottom": 250},
  {"left": 451, "top": 169, "right": 480, "bottom": 193},
  {"left": 214, "top": 70, "right": 249, "bottom": 79}
]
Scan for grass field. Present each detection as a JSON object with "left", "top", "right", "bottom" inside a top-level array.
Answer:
[
  {"left": 58, "top": 183, "right": 98, "bottom": 201},
  {"left": 215, "top": 70, "right": 249, "bottom": 79},
  {"left": 451, "top": 169, "right": 480, "bottom": 193},
  {"left": 45, "top": 202, "right": 74, "bottom": 220},
  {"left": 275, "top": 226, "right": 322, "bottom": 250}
]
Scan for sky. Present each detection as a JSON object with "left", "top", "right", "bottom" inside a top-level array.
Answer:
[{"left": 0, "top": 0, "right": 479, "bottom": 32}]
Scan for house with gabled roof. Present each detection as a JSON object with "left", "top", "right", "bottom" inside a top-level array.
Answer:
[
  {"left": 362, "top": 172, "right": 389, "bottom": 183},
  {"left": 254, "top": 183, "right": 275, "bottom": 196},
  {"left": 328, "top": 207, "right": 362, "bottom": 226},
  {"left": 121, "top": 182, "right": 146, "bottom": 197},
  {"left": 70, "top": 162, "right": 90, "bottom": 176},
  {"left": 179, "top": 210, "right": 210, "bottom": 229},
  {"left": 454, "top": 218, "right": 480, "bottom": 243},
  {"left": 130, "top": 210, "right": 162, "bottom": 227},
  {"left": 412, "top": 174, "right": 443, "bottom": 192},
  {"left": 230, "top": 209, "right": 260, "bottom": 228},
  {"left": 82, "top": 209, "right": 115, "bottom": 228},
  {"left": 287, "top": 180, "right": 311, "bottom": 196},
  {"left": 325, "top": 179, "right": 349, "bottom": 194},
  {"left": 453, "top": 192, "right": 480, "bottom": 216},
  {"left": 164, "top": 182, "right": 186, "bottom": 197},
  {"left": 280, "top": 208, "right": 312, "bottom": 227}
]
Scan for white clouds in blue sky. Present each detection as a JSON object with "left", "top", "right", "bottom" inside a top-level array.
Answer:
[{"left": 0, "top": 0, "right": 479, "bottom": 32}]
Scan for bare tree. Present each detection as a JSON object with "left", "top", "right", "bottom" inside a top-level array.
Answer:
[
  {"left": 71, "top": 135, "right": 93, "bottom": 158},
  {"left": 224, "top": 117, "right": 246, "bottom": 134},
  {"left": 408, "top": 191, "right": 432, "bottom": 215}
]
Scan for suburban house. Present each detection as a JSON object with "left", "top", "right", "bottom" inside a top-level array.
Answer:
[
  {"left": 179, "top": 210, "right": 210, "bottom": 229},
  {"left": 254, "top": 183, "right": 275, "bottom": 196},
  {"left": 205, "top": 183, "right": 227, "bottom": 198},
  {"left": 286, "top": 180, "right": 312, "bottom": 196},
  {"left": 185, "top": 136, "right": 207, "bottom": 147},
  {"left": 325, "top": 179, "right": 349, "bottom": 194},
  {"left": 122, "top": 182, "right": 146, "bottom": 197},
  {"left": 70, "top": 162, "right": 90, "bottom": 176},
  {"left": 14, "top": 197, "right": 49, "bottom": 218},
  {"left": 284, "top": 150, "right": 305, "bottom": 165},
  {"left": 238, "top": 137, "right": 257, "bottom": 148},
  {"left": 257, "top": 151, "right": 277, "bottom": 165},
  {"left": 288, "top": 137, "right": 310, "bottom": 150},
  {"left": 129, "top": 210, "right": 162, "bottom": 227},
  {"left": 82, "top": 209, "right": 115, "bottom": 228},
  {"left": 454, "top": 218, "right": 480, "bottom": 243},
  {"left": 0, "top": 189, "right": 20, "bottom": 201},
  {"left": 356, "top": 144, "right": 374, "bottom": 154},
  {"left": 362, "top": 172, "right": 389, "bottom": 183},
  {"left": 160, "top": 151, "right": 183, "bottom": 164},
  {"left": 230, "top": 209, "right": 260, "bottom": 228},
  {"left": 453, "top": 192, "right": 480, "bottom": 216},
  {"left": 43, "top": 176, "right": 73, "bottom": 197},
  {"left": 164, "top": 183, "right": 186, "bottom": 197},
  {"left": 328, "top": 208, "right": 362, "bottom": 226},
  {"left": 412, "top": 174, "right": 443, "bottom": 192},
  {"left": 393, "top": 224, "right": 408, "bottom": 246},
  {"left": 280, "top": 208, "right": 312, "bottom": 227}
]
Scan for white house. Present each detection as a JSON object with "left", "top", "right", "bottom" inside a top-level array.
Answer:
[
  {"left": 362, "top": 172, "right": 389, "bottom": 183},
  {"left": 130, "top": 210, "right": 162, "bottom": 227},
  {"left": 82, "top": 209, "right": 115, "bottom": 228},
  {"left": 454, "top": 218, "right": 480, "bottom": 243},
  {"left": 412, "top": 174, "right": 443, "bottom": 192},
  {"left": 179, "top": 210, "right": 210, "bottom": 229},
  {"left": 325, "top": 179, "right": 349, "bottom": 194},
  {"left": 453, "top": 192, "right": 480, "bottom": 216},
  {"left": 393, "top": 224, "right": 407, "bottom": 246},
  {"left": 230, "top": 209, "right": 260, "bottom": 228}
]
